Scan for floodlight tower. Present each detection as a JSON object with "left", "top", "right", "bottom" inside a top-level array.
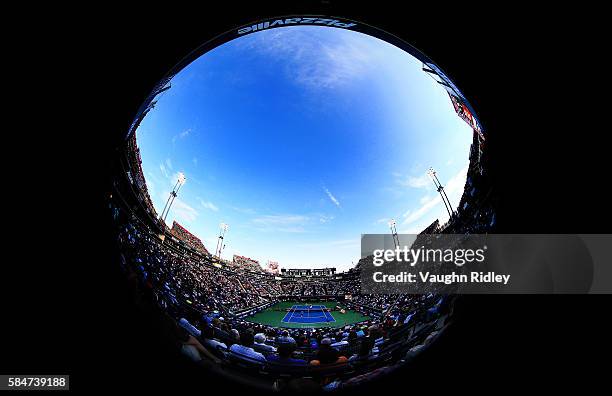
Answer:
[
  {"left": 388, "top": 219, "right": 400, "bottom": 249},
  {"left": 427, "top": 167, "right": 454, "bottom": 218},
  {"left": 215, "top": 223, "right": 229, "bottom": 259},
  {"left": 159, "top": 172, "right": 186, "bottom": 225}
]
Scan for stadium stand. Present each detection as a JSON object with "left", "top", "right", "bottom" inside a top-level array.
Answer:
[
  {"left": 107, "top": 123, "right": 496, "bottom": 390},
  {"left": 169, "top": 221, "right": 209, "bottom": 255},
  {"left": 232, "top": 255, "right": 264, "bottom": 273}
]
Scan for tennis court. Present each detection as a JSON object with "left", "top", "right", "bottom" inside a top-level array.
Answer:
[
  {"left": 281, "top": 305, "right": 336, "bottom": 324},
  {"left": 244, "top": 301, "right": 370, "bottom": 329}
]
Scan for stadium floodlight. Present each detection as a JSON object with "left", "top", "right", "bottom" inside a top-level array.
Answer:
[
  {"left": 388, "top": 218, "right": 400, "bottom": 249},
  {"left": 215, "top": 222, "right": 229, "bottom": 258},
  {"left": 427, "top": 167, "right": 454, "bottom": 218},
  {"left": 158, "top": 171, "right": 188, "bottom": 244},
  {"left": 160, "top": 172, "right": 187, "bottom": 226},
  {"left": 178, "top": 172, "right": 186, "bottom": 185}
]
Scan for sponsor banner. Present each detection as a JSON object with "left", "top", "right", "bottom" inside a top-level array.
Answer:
[
  {"left": 237, "top": 17, "right": 357, "bottom": 35},
  {"left": 423, "top": 62, "right": 483, "bottom": 135}
]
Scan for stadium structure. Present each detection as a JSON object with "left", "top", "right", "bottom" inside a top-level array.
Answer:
[{"left": 107, "top": 16, "right": 497, "bottom": 392}]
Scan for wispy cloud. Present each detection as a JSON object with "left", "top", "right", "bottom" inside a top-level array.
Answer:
[
  {"left": 239, "top": 27, "right": 381, "bottom": 90},
  {"left": 419, "top": 195, "right": 433, "bottom": 205},
  {"left": 394, "top": 171, "right": 431, "bottom": 189},
  {"left": 323, "top": 186, "right": 341, "bottom": 208},
  {"left": 402, "top": 194, "right": 441, "bottom": 226},
  {"left": 319, "top": 214, "right": 335, "bottom": 224},
  {"left": 159, "top": 163, "right": 169, "bottom": 179},
  {"left": 198, "top": 198, "right": 219, "bottom": 212},
  {"left": 230, "top": 206, "right": 257, "bottom": 215},
  {"left": 172, "top": 128, "right": 192, "bottom": 144},
  {"left": 162, "top": 194, "right": 199, "bottom": 224},
  {"left": 296, "top": 239, "right": 359, "bottom": 249},
  {"left": 160, "top": 160, "right": 181, "bottom": 182},
  {"left": 251, "top": 214, "right": 309, "bottom": 233}
]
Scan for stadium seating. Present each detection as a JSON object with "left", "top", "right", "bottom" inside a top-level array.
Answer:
[
  {"left": 109, "top": 213, "right": 471, "bottom": 388},
  {"left": 108, "top": 122, "right": 497, "bottom": 389}
]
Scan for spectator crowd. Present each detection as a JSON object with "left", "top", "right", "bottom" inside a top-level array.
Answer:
[{"left": 115, "top": 216, "right": 454, "bottom": 390}]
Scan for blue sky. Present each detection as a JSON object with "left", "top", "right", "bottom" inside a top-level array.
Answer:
[{"left": 135, "top": 26, "right": 473, "bottom": 271}]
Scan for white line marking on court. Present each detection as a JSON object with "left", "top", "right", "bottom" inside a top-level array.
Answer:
[{"left": 287, "top": 306, "right": 296, "bottom": 323}]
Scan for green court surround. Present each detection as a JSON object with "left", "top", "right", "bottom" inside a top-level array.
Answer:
[{"left": 244, "top": 301, "right": 371, "bottom": 329}]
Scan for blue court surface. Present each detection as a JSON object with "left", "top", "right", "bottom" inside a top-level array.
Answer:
[{"left": 281, "top": 305, "right": 336, "bottom": 324}]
